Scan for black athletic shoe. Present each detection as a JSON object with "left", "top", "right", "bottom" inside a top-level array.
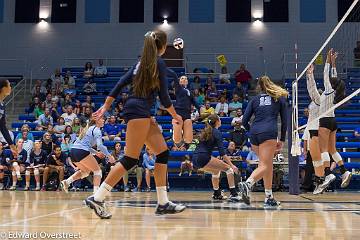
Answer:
[
  {"left": 212, "top": 191, "right": 228, "bottom": 200},
  {"left": 264, "top": 198, "right": 281, "bottom": 209},
  {"left": 85, "top": 196, "right": 112, "bottom": 219},
  {"left": 155, "top": 201, "right": 186, "bottom": 215},
  {"left": 238, "top": 182, "right": 251, "bottom": 205}
]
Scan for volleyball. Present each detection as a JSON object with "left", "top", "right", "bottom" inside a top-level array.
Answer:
[{"left": 173, "top": 38, "right": 184, "bottom": 50}]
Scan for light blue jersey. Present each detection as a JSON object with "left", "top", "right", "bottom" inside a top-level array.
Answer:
[{"left": 72, "top": 126, "right": 111, "bottom": 156}]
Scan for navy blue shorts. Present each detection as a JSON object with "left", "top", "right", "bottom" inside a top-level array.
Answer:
[
  {"left": 70, "top": 148, "right": 90, "bottom": 162},
  {"left": 192, "top": 153, "right": 210, "bottom": 168},
  {"left": 319, "top": 117, "right": 337, "bottom": 132},
  {"left": 175, "top": 109, "right": 191, "bottom": 121},
  {"left": 309, "top": 130, "right": 318, "bottom": 138},
  {"left": 250, "top": 132, "right": 278, "bottom": 146}
]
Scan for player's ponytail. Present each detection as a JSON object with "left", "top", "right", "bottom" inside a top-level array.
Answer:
[
  {"left": 200, "top": 114, "right": 219, "bottom": 141},
  {"left": 79, "top": 119, "right": 96, "bottom": 140}
]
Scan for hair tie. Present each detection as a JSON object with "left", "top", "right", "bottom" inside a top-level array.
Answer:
[{"left": 144, "top": 31, "right": 156, "bottom": 39}]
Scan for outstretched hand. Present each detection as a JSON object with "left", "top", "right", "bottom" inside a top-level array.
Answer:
[
  {"left": 92, "top": 106, "right": 107, "bottom": 121},
  {"left": 307, "top": 64, "right": 314, "bottom": 75}
]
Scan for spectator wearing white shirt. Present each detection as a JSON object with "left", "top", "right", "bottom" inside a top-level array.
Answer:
[
  {"left": 31, "top": 80, "right": 47, "bottom": 95},
  {"left": 215, "top": 96, "right": 229, "bottom": 117},
  {"left": 190, "top": 105, "right": 200, "bottom": 122},
  {"left": 94, "top": 59, "right": 108, "bottom": 77},
  {"left": 61, "top": 105, "right": 77, "bottom": 126},
  {"left": 65, "top": 71, "right": 76, "bottom": 88},
  {"left": 231, "top": 109, "right": 243, "bottom": 126},
  {"left": 219, "top": 66, "right": 231, "bottom": 84}
]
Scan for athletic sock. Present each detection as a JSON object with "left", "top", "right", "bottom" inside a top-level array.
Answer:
[
  {"left": 65, "top": 176, "right": 74, "bottom": 185},
  {"left": 339, "top": 165, "right": 347, "bottom": 175},
  {"left": 94, "top": 182, "right": 112, "bottom": 202},
  {"left": 265, "top": 189, "right": 273, "bottom": 199},
  {"left": 156, "top": 186, "right": 169, "bottom": 205},
  {"left": 246, "top": 177, "right": 255, "bottom": 188},
  {"left": 315, "top": 176, "right": 324, "bottom": 184},
  {"left": 93, "top": 186, "right": 99, "bottom": 193}
]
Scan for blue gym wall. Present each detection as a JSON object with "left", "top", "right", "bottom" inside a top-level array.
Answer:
[{"left": 0, "top": 0, "right": 354, "bottom": 79}]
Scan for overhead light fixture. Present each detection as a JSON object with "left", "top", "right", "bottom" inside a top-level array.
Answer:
[{"left": 163, "top": 17, "right": 168, "bottom": 25}]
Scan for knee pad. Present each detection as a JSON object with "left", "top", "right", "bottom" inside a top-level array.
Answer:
[
  {"left": 12, "top": 162, "right": 19, "bottom": 167},
  {"left": 34, "top": 168, "right": 40, "bottom": 176},
  {"left": 80, "top": 171, "right": 90, "bottom": 179},
  {"left": 212, "top": 172, "right": 221, "bottom": 179},
  {"left": 312, "top": 159, "right": 323, "bottom": 168},
  {"left": 321, "top": 152, "right": 330, "bottom": 163},
  {"left": 93, "top": 170, "right": 102, "bottom": 178},
  {"left": 155, "top": 150, "right": 169, "bottom": 165},
  {"left": 225, "top": 168, "right": 234, "bottom": 176},
  {"left": 120, "top": 156, "right": 138, "bottom": 171},
  {"left": 332, "top": 152, "right": 343, "bottom": 164},
  {"left": 25, "top": 170, "right": 30, "bottom": 176}
]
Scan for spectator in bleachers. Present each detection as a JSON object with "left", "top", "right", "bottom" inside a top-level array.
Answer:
[
  {"left": 34, "top": 102, "right": 45, "bottom": 119},
  {"left": 60, "top": 134, "right": 73, "bottom": 156},
  {"left": 61, "top": 94, "right": 74, "bottom": 112},
  {"left": 0, "top": 143, "right": 10, "bottom": 190},
  {"left": 103, "top": 116, "right": 121, "bottom": 142},
  {"left": 200, "top": 100, "right": 215, "bottom": 122},
  {"left": 232, "top": 82, "right": 245, "bottom": 101},
  {"left": 226, "top": 141, "right": 240, "bottom": 157},
  {"left": 53, "top": 117, "right": 66, "bottom": 138},
  {"left": 44, "top": 79, "right": 53, "bottom": 93},
  {"left": 71, "top": 118, "right": 81, "bottom": 135},
  {"left": 28, "top": 97, "right": 41, "bottom": 114},
  {"left": 31, "top": 80, "right": 47, "bottom": 95},
  {"left": 143, "top": 147, "right": 155, "bottom": 192},
  {"left": 219, "top": 66, "right": 231, "bottom": 84},
  {"left": 190, "top": 76, "right": 201, "bottom": 90},
  {"left": 62, "top": 126, "right": 77, "bottom": 143},
  {"left": 73, "top": 100, "right": 82, "bottom": 115},
  {"left": 231, "top": 109, "right": 243, "bottom": 127},
  {"left": 61, "top": 105, "right": 77, "bottom": 126},
  {"left": 41, "top": 132, "right": 54, "bottom": 156},
  {"left": 27, "top": 141, "right": 47, "bottom": 191},
  {"left": 179, "top": 155, "right": 193, "bottom": 176},
  {"left": 51, "top": 68, "right": 63, "bottom": 87},
  {"left": 354, "top": 41, "right": 360, "bottom": 60},
  {"left": 228, "top": 121, "right": 247, "bottom": 150},
  {"left": 44, "top": 93, "right": 53, "bottom": 109},
  {"left": 79, "top": 107, "right": 92, "bottom": 125},
  {"left": 65, "top": 71, "right": 76, "bottom": 88},
  {"left": 94, "top": 59, "right": 108, "bottom": 77},
  {"left": 191, "top": 105, "right": 200, "bottom": 122},
  {"left": 215, "top": 96, "right": 229, "bottom": 117},
  {"left": 50, "top": 100, "right": 62, "bottom": 122},
  {"left": 82, "top": 95, "right": 95, "bottom": 112},
  {"left": 83, "top": 62, "right": 94, "bottom": 80},
  {"left": 15, "top": 125, "right": 34, "bottom": 142},
  {"left": 32, "top": 86, "right": 45, "bottom": 101},
  {"left": 299, "top": 108, "right": 309, "bottom": 127},
  {"left": 234, "top": 64, "right": 252, "bottom": 94},
  {"left": 50, "top": 89, "right": 60, "bottom": 103},
  {"left": 246, "top": 147, "right": 259, "bottom": 164},
  {"left": 193, "top": 88, "right": 204, "bottom": 106},
  {"left": 206, "top": 82, "right": 219, "bottom": 102},
  {"left": 229, "top": 94, "right": 243, "bottom": 117},
  {"left": 204, "top": 75, "right": 213, "bottom": 90},
  {"left": 83, "top": 79, "right": 97, "bottom": 94},
  {"left": 42, "top": 145, "right": 66, "bottom": 191},
  {"left": 36, "top": 108, "right": 53, "bottom": 131},
  {"left": 9, "top": 139, "right": 28, "bottom": 190}
]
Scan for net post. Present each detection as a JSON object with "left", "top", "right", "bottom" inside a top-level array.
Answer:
[{"left": 288, "top": 103, "right": 300, "bottom": 195}]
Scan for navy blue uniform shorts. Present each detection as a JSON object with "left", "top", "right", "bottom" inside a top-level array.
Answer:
[
  {"left": 192, "top": 153, "right": 210, "bottom": 168},
  {"left": 250, "top": 132, "right": 278, "bottom": 146},
  {"left": 70, "top": 148, "right": 90, "bottom": 162}
]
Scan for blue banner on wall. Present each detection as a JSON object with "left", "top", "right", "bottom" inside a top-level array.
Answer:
[
  {"left": 189, "top": 0, "right": 214, "bottom": 23},
  {"left": 85, "top": 0, "right": 111, "bottom": 23},
  {"left": 300, "top": 0, "right": 326, "bottom": 22},
  {"left": 0, "top": 0, "right": 4, "bottom": 23}
]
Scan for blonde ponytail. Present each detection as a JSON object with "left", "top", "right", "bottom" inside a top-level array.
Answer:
[
  {"left": 199, "top": 114, "right": 218, "bottom": 141},
  {"left": 79, "top": 119, "right": 95, "bottom": 140},
  {"left": 258, "top": 76, "right": 288, "bottom": 101}
]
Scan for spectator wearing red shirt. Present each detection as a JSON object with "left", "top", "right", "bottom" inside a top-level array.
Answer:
[{"left": 234, "top": 64, "right": 252, "bottom": 94}]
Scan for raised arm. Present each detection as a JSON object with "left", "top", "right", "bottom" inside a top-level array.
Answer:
[
  {"left": 324, "top": 49, "right": 334, "bottom": 93},
  {"left": 306, "top": 64, "right": 321, "bottom": 105},
  {"left": 167, "top": 68, "right": 180, "bottom": 91}
]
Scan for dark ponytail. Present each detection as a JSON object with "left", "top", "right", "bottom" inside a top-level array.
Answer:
[
  {"left": 331, "top": 77, "right": 346, "bottom": 104},
  {"left": 0, "top": 79, "right": 9, "bottom": 92},
  {"left": 199, "top": 114, "right": 219, "bottom": 141}
]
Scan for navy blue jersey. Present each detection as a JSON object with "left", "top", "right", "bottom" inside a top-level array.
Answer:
[
  {"left": 46, "top": 152, "right": 66, "bottom": 166},
  {"left": 194, "top": 128, "right": 226, "bottom": 157},
  {"left": 170, "top": 69, "right": 200, "bottom": 116},
  {"left": 242, "top": 94, "right": 287, "bottom": 141},
  {"left": 30, "top": 150, "right": 48, "bottom": 165},
  {"left": 10, "top": 149, "right": 28, "bottom": 166},
  {"left": 0, "top": 101, "right": 13, "bottom": 145},
  {"left": 0, "top": 150, "right": 10, "bottom": 166},
  {"left": 109, "top": 58, "right": 172, "bottom": 119}
]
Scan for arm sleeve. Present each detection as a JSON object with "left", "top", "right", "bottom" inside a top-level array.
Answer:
[
  {"left": 158, "top": 59, "right": 173, "bottom": 108},
  {"left": 279, "top": 97, "right": 288, "bottom": 141},
  {"left": 214, "top": 130, "right": 226, "bottom": 156},
  {"left": 0, "top": 117, "right": 13, "bottom": 145},
  {"left": 241, "top": 99, "right": 254, "bottom": 131},
  {"left": 306, "top": 72, "right": 321, "bottom": 105},
  {"left": 323, "top": 63, "right": 333, "bottom": 93},
  {"left": 108, "top": 65, "right": 135, "bottom": 98},
  {"left": 94, "top": 129, "right": 111, "bottom": 157},
  {"left": 167, "top": 68, "right": 179, "bottom": 91}
]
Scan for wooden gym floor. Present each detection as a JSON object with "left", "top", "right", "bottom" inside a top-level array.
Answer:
[{"left": 0, "top": 191, "right": 359, "bottom": 240}]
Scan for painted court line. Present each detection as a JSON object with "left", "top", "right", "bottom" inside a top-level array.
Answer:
[{"left": 0, "top": 206, "right": 86, "bottom": 227}]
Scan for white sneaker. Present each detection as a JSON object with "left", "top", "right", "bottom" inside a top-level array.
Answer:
[
  {"left": 341, "top": 171, "right": 352, "bottom": 188},
  {"left": 60, "top": 180, "right": 69, "bottom": 193}
]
